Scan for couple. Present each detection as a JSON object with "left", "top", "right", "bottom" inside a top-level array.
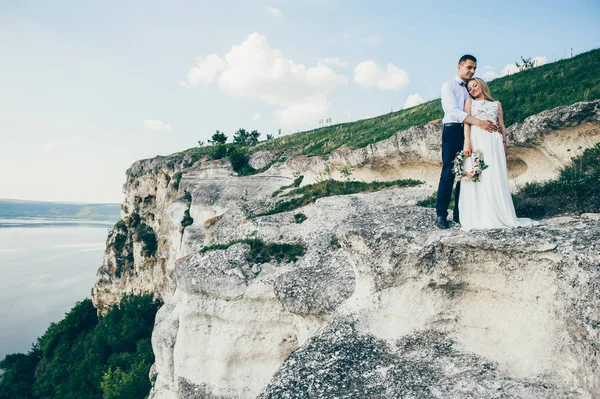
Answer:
[{"left": 435, "top": 54, "right": 535, "bottom": 231}]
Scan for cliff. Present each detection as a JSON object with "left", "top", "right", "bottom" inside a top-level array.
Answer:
[{"left": 92, "top": 100, "right": 600, "bottom": 398}]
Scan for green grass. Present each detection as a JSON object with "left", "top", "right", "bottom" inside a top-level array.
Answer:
[
  {"left": 271, "top": 175, "right": 305, "bottom": 198},
  {"left": 166, "top": 49, "right": 600, "bottom": 164},
  {"left": 200, "top": 238, "right": 306, "bottom": 263},
  {"left": 254, "top": 178, "right": 422, "bottom": 217},
  {"left": 512, "top": 143, "right": 600, "bottom": 218},
  {"left": 416, "top": 190, "right": 456, "bottom": 210}
]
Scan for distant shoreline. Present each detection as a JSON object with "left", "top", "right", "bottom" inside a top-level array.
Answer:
[
  {"left": 0, "top": 218, "right": 116, "bottom": 228},
  {"left": 0, "top": 199, "right": 121, "bottom": 222}
]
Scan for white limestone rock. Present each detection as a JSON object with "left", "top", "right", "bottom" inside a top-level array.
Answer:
[{"left": 148, "top": 188, "right": 599, "bottom": 398}]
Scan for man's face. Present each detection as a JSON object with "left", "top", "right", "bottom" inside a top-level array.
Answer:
[{"left": 457, "top": 60, "right": 477, "bottom": 81}]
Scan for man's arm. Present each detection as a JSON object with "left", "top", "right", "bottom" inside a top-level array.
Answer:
[
  {"left": 464, "top": 115, "right": 497, "bottom": 132},
  {"left": 441, "top": 82, "right": 468, "bottom": 123}
]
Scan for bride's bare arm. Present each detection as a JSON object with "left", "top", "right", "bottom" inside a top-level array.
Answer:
[
  {"left": 463, "top": 99, "right": 473, "bottom": 156},
  {"left": 498, "top": 102, "right": 507, "bottom": 157}
]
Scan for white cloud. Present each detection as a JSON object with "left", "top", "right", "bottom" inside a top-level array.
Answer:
[
  {"left": 266, "top": 6, "right": 282, "bottom": 17},
  {"left": 403, "top": 93, "right": 424, "bottom": 109},
  {"left": 144, "top": 120, "right": 173, "bottom": 132},
  {"left": 43, "top": 142, "right": 56, "bottom": 151},
  {"left": 184, "top": 32, "right": 348, "bottom": 127},
  {"left": 252, "top": 112, "right": 261, "bottom": 121},
  {"left": 185, "top": 54, "right": 225, "bottom": 85},
  {"left": 532, "top": 56, "right": 548, "bottom": 66},
  {"left": 482, "top": 70, "right": 499, "bottom": 81},
  {"left": 354, "top": 60, "right": 409, "bottom": 90},
  {"left": 501, "top": 55, "right": 548, "bottom": 77},
  {"left": 500, "top": 63, "right": 520, "bottom": 76},
  {"left": 321, "top": 57, "right": 348, "bottom": 68},
  {"left": 273, "top": 95, "right": 331, "bottom": 127}
]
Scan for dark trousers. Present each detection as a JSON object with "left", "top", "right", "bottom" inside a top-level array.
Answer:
[{"left": 436, "top": 124, "right": 464, "bottom": 220}]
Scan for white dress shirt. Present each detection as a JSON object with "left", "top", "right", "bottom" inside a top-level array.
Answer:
[{"left": 441, "top": 76, "right": 469, "bottom": 124}]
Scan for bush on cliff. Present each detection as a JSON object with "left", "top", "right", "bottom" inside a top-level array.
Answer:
[
  {"left": 0, "top": 295, "right": 162, "bottom": 399},
  {"left": 255, "top": 178, "right": 422, "bottom": 217},
  {"left": 135, "top": 223, "right": 157, "bottom": 257},
  {"left": 512, "top": 142, "right": 600, "bottom": 218},
  {"left": 200, "top": 238, "right": 306, "bottom": 263}
]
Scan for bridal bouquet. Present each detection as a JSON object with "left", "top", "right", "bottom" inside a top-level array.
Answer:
[{"left": 453, "top": 150, "right": 489, "bottom": 182}]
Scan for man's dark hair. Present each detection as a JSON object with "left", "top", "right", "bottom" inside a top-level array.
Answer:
[{"left": 459, "top": 54, "right": 477, "bottom": 64}]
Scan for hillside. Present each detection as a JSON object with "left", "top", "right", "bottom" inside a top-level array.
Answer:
[
  {"left": 169, "top": 48, "right": 600, "bottom": 162},
  {"left": 0, "top": 199, "right": 121, "bottom": 221}
]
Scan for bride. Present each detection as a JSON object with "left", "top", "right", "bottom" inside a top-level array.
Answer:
[{"left": 458, "top": 77, "right": 536, "bottom": 230}]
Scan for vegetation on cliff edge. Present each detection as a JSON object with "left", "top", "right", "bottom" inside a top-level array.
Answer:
[
  {"left": 253, "top": 178, "right": 422, "bottom": 218},
  {"left": 200, "top": 238, "right": 306, "bottom": 263},
  {"left": 0, "top": 294, "right": 162, "bottom": 399}
]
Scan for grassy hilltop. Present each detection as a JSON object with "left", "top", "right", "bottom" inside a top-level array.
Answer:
[{"left": 174, "top": 48, "right": 599, "bottom": 161}]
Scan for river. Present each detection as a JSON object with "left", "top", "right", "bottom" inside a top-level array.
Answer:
[{"left": 0, "top": 219, "right": 113, "bottom": 360}]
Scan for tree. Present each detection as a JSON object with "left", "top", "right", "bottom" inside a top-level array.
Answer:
[
  {"left": 233, "top": 128, "right": 260, "bottom": 145},
  {"left": 233, "top": 128, "right": 250, "bottom": 144},
  {"left": 249, "top": 130, "right": 260, "bottom": 143},
  {"left": 266, "top": 133, "right": 274, "bottom": 140},
  {"left": 208, "top": 130, "right": 227, "bottom": 145},
  {"left": 515, "top": 56, "right": 536, "bottom": 71},
  {"left": 197, "top": 140, "right": 205, "bottom": 147}
]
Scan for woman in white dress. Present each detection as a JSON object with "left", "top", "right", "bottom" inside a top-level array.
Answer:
[{"left": 458, "top": 77, "right": 536, "bottom": 230}]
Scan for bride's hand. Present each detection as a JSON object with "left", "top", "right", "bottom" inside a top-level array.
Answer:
[{"left": 464, "top": 142, "right": 472, "bottom": 157}]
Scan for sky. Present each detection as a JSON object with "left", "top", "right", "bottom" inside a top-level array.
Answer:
[{"left": 1, "top": 0, "right": 599, "bottom": 203}]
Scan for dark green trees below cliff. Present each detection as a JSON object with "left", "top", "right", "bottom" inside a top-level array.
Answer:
[{"left": 0, "top": 294, "right": 162, "bottom": 399}]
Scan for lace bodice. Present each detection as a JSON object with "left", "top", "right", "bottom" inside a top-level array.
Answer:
[{"left": 471, "top": 100, "right": 499, "bottom": 123}]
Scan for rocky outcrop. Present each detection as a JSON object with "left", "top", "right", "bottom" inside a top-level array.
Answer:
[
  {"left": 148, "top": 187, "right": 600, "bottom": 398},
  {"left": 91, "top": 100, "right": 600, "bottom": 398}
]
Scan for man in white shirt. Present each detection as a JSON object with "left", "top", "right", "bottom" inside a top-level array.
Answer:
[{"left": 435, "top": 54, "right": 498, "bottom": 229}]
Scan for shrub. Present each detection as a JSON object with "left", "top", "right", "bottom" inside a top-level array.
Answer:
[
  {"left": 292, "top": 175, "right": 304, "bottom": 187},
  {"left": 172, "top": 172, "right": 182, "bottom": 191},
  {"left": 200, "top": 238, "right": 306, "bottom": 263},
  {"left": 208, "top": 130, "right": 227, "bottom": 145},
  {"left": 294, "top": 213, "right": 307, "bottom": 223},
  {"left": 227, "top": 146, "right": 256, "bottom": 175},
  {"left": 135, "top": 223, "right": 157, "bottom": 257},
  {"left": 181, "top": 209, "right": 194, "bottom": 228},
  {"left": 211, "top": 144, "right": 227, "bottom": 160},
  {"left": 111, "top": 233, "right": 127, "bottom": 254}
]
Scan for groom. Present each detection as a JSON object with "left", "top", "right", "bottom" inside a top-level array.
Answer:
[{"left": 435, "top": 54, "right": 498, "bottom": 229}]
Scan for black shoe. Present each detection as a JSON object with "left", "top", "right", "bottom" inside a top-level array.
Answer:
[{"left": 436, "top": 216, "right": 450, "bottom": 229}]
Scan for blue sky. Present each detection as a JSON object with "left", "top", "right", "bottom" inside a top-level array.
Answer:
[{"left": 1, "top": 0, "right": 599, "bottom": 203}]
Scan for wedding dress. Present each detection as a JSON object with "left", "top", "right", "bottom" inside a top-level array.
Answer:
[{"left": 458, "top": 100, "right": 536, "bottom": 231}]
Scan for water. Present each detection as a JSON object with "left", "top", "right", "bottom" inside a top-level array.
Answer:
[{"left": 0, "top": 219, "right": 113, "bottom": 361}]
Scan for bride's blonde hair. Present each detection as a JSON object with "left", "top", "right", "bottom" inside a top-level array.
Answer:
[{"left": 468, "top": 77, "right": 495, "bottom": 101}]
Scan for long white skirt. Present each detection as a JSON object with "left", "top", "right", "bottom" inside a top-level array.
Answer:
[{"left": 458, "top": 126, "right": 536, "bottom": 231}]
